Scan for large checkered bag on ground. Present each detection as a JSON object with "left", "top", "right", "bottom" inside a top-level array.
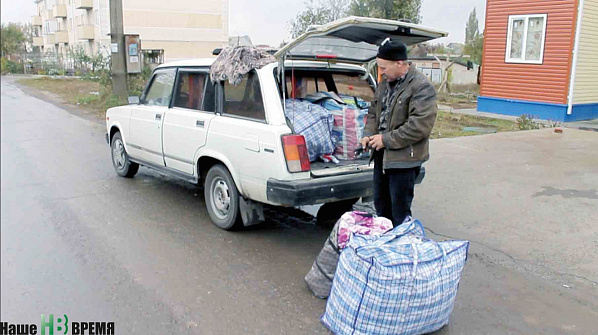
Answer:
[{"left": 321, "top": 225, "right": 469, "bottom": 335}]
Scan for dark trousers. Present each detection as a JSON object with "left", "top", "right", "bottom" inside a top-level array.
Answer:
[{"left": 373, "top": 152, "right": 420, "bottom": 227}]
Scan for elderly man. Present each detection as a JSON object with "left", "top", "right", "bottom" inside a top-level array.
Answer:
[{"left": 361, "top": 38, "right": 438, "bottom": 226}]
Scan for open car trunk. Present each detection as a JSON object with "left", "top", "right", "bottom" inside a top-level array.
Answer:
[
  {"left": 275, "top": 16, "right": 448, "bottom": 64},
  {"left": 278, "top": 65, "right": 375, "bottom": 177},
  {"left": 275, "top": 16, "right": 447, "bottom": 178}
]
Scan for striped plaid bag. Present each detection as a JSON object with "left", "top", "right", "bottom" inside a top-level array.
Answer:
[{"left": 322, "top": 223, "right": 469, "bottom": 335}]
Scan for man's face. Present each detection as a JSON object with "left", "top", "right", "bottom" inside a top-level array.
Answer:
[{"left": 377, "top": 58, "right": 408, "bottom": 82}]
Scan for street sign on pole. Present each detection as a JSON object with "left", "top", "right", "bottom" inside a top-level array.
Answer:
[{"left": 125, "top": 35, "right": 142, "bottom": 74}]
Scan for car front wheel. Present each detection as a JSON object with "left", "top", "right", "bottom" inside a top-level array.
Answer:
[{"left": 111, "top": 132, "right": 139, "bottom": 178}]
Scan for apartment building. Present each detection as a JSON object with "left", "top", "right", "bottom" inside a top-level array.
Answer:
[{"left": 31, "top": 0, "right": 229, "bottom": 62}]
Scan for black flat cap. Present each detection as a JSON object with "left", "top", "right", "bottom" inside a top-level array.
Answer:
[{"left": 377, "top": 38, "right": 408, "bottom": 61}]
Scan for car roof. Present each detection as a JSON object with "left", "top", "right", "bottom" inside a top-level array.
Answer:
[{"left": 155, "top": 58, "right": 216, "bottom": 69}]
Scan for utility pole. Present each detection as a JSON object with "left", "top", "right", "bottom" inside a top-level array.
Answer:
[{"left": 109, "top": 0, "right": 127, "bottom": 99}]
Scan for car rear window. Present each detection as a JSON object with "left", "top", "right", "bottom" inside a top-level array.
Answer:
[
  {"left": 333, "top": 74, "right": 374, "bottom": 102},
  {"left": 281, "top": 70, "right": 374, "bottom": 102}
]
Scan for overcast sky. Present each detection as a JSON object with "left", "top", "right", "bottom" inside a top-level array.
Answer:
[{"left": 1, "top": 0, "right": 485, "bottom": 46}]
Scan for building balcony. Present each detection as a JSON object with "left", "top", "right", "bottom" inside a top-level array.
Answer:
[
  {"left": 42, "top": 10, "right": 54, "bottom": 21},
  {"left": 33, "top": 37, "right": 44, "bottom": 46},
  {"left": 55, "top": 30, "right": 69, "bottom": 43},
  {"left": 46, "top": 34, "right": 56, "bottom": 44},
  {"left": 53, "top": 4, "right": 67, "bottom": 18},
  {"left": 76, "top": 25, "right": 95, "bottom": 40},
  {"left": 75, "top": 0, "right": 93, "bottom": 10},
  {"left": 32, "top": 15, "right": 42, "bottom": 26}
]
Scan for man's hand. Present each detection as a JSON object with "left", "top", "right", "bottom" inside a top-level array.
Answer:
[
  {"left": 369, "top": 134, "right": 385, "bottom": 151},
  {"left": 360, "top": 136, "right": 371, "bottom": 149}
]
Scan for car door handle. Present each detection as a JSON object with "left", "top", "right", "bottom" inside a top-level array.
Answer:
[
  {"left": 196, "top": 120, "right": 204, "bottom": 128},
  {"left": 155, "top": 114, "right": 162, "bottom": 121}
]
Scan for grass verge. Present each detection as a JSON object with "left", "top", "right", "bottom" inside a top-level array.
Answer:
[
  {"left": 432, "top": 110, "right": 517, "bottom": 139},
  {"left": 17, "top": 77, "right": 126, "bottom": 117}
]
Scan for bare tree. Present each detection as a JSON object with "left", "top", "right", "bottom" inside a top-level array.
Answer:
[
  {"left": 327, "top": 0, "right": 350, "bottom": 20},
  {"left": 289, "top": 0, "right": 342, "bottom": 38}
]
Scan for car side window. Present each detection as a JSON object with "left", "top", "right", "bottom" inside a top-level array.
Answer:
[
  {"left": 142, "top": 68, "right": 176, "bottom": 107},
  {"left": 222, "top": 71, "right": 266, "bottom": 122},
  {"left": 173, "top": 72, "right": 211, "bottom": 111}
]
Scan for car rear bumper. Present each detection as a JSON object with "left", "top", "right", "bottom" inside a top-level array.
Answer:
[
  {"left": 266, "top": 172, "right": 374, "bottom": 206},
  {"left": 266, "top": 166, "right": 425, "bottom": 207}
]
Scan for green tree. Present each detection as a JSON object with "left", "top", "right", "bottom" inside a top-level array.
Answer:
[
  {"left": 464, "top": 8, "right": 483, "bottom": 64},
  {"left": 464, "top": 33, "right": 484, "bottom": 64},
  {"left": 1, "top": 22, "right": 27, "bottom": 57},
  {"left": 349, "top": 0, "right": 370, "bottom": 16},
  {"left": 348, "top": 0, "right": 422, "bottom": 23},
  {"left": 289, "top": 0, "right": 422, "bottom": 38},
  {"left": 465, "top": 8, "right": 479, "bottom": 44}
]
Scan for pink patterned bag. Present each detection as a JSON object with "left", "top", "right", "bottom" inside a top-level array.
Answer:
[
  {"left": 337, "top": 212, "right": 394, "bottom": 249},
  {"left": 305, "top": 211, "right": 394, "bottom": 298}
]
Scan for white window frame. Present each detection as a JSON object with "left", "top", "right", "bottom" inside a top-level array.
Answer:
[{"left": 505, "top": 14, "right": 548, "bottom": 64}]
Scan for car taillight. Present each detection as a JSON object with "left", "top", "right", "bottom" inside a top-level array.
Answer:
[{"left": 282, "top": 135, "right": 310, "bottom": 173}]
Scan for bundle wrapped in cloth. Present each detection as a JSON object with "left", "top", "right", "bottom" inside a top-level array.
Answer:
[{"left": 209, "top": 46, "right": 276, "bottom": 85}]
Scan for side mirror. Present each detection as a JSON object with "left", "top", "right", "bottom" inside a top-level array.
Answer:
[{"left": 128, "top": 96, "right": 140, "bottom": 105}]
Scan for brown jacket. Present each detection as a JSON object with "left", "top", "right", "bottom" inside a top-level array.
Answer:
[{"left": 364, "top": 64, "right": 437, "bottom": 169}]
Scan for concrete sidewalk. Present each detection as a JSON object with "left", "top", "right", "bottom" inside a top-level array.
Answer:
[
  {"left": 565, "top": 118, "right": 598, "bottom": 132},
  {"left": 414, "top": 128, "right": 598, "bottom": 290},
  {"left": 439, "top": 105, "right": 519, "bottom": 121}
]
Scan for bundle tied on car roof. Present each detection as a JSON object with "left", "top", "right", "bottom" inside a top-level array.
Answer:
[{"left": 210, "top": 46, "right": 276, "bottom": 86}]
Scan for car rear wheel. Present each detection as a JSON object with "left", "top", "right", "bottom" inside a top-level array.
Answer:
[
  {"left": 111, "top": 132, "right": 139, "bottom": 178},
  {"left": 204, "top": 164, "right": 242, "bottom": 230}
]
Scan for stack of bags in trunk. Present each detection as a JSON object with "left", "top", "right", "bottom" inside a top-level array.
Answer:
[
  {"left": 305, "top": 92, "right": 369, "bottom": 160},
  {"left": 284, "top": 99, "right": 335, "bottom": 162}
]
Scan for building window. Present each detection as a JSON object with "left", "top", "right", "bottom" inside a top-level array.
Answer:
[{"left": 505, "top": 14, "right": 547, "bottom": 64}]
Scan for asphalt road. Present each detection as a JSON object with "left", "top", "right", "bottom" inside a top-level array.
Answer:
[{"left": 2, "top": 76, "right": 597, "bottom": 334}]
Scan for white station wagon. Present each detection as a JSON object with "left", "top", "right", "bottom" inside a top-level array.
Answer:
[{"left": 105, "top": 17, "right": 446, "bottom": 229}]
